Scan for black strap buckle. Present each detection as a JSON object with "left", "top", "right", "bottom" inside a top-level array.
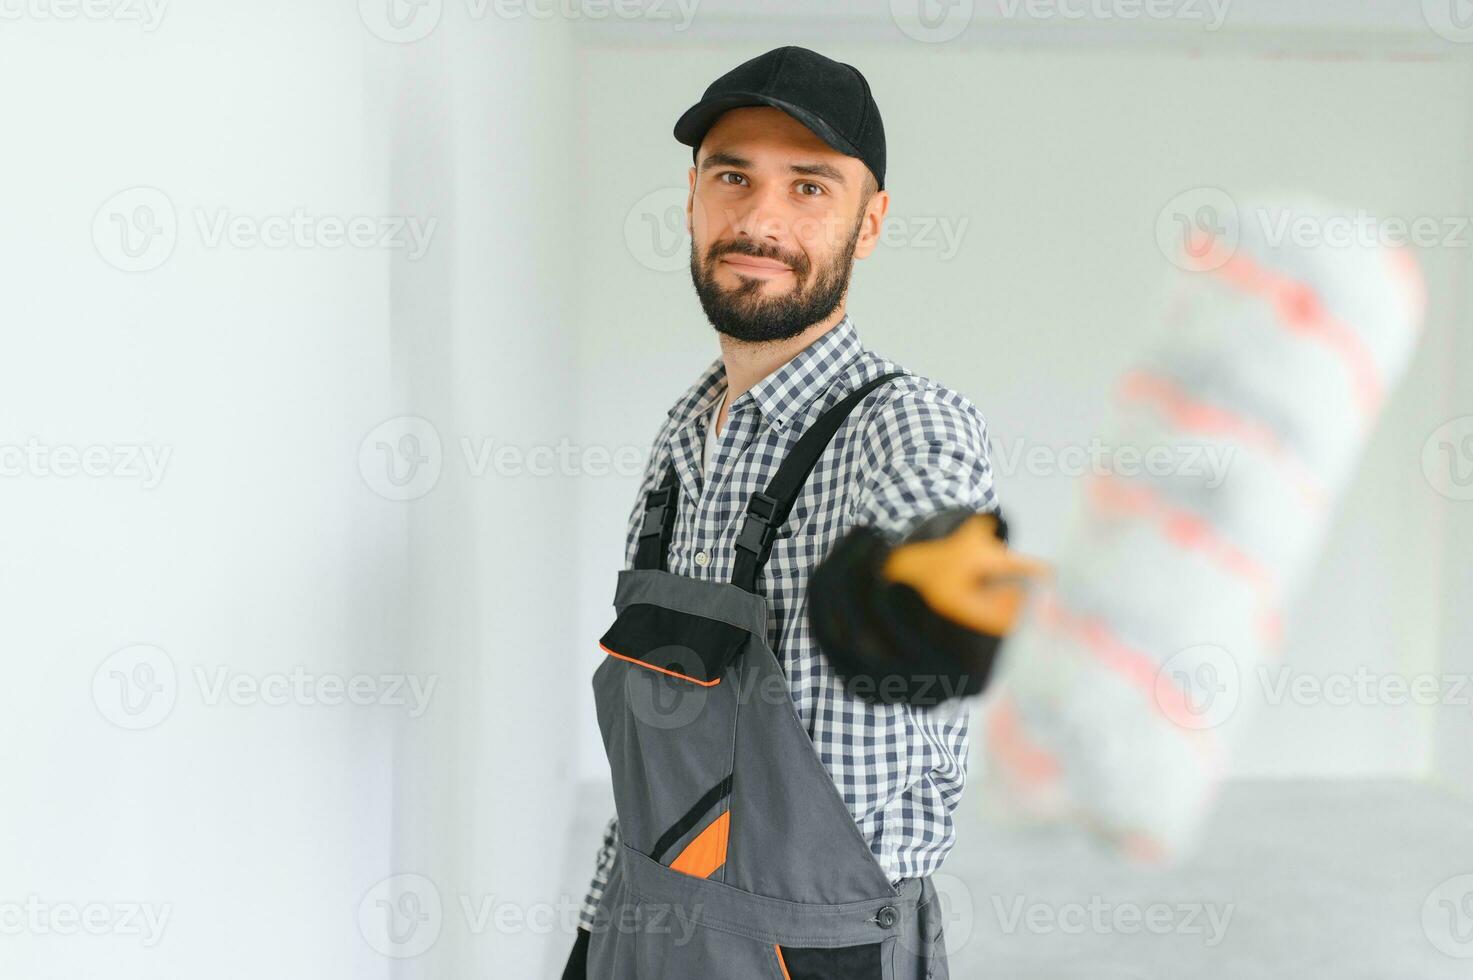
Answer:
[
  {"left": 734, "top": 491, "right": 780, "bottom": 556},
  {"left": 638, "top": 486, "right": 673, "bottom": 540}
]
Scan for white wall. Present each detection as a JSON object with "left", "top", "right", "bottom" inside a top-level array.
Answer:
[
  {"left": 1, "top": 7, "right": 395, "bottom": 978},
  {"left": 371, "top": 12, "right": 582, "bottom": 979},
  {"left": 1431, "top": 165, "right": 1473, "bottom": 799},
  {"left": 0, "top": 4, "right": 579, "bottom": 978},
  {"left": 570, "top": 37, "right": 1473, "bottom": 783}
]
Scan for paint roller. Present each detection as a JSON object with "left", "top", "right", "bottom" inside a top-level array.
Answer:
[{"left": 812, "top": 197, "right": 1426, "bottom": 860}]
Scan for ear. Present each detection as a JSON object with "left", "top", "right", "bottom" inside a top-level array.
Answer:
[
  {"left": 851, "top": 189, "right": 890, "bottom": 261},
  {"left": 685, "top": 165, "right": 697, "bottom": 236}
]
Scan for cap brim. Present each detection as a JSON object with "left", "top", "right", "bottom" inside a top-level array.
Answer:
[{"left": 673, "top": 92, "right": 862, "bottom": 163}]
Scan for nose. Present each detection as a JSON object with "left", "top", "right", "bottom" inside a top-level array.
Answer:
[{"left": 727, "top": 182, "right": 791, "bottom": 249}]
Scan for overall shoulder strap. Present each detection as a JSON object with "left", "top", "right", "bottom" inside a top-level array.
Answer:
[
  {"left": 730, "top": 370, "right": 907, "bottom": 594},
  {"left": 632, "top": 461, "right": 679, "bottom": 571}
]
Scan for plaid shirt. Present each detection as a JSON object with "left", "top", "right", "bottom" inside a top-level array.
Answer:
[{"left": 580, "top": 314, "right": 998, "bottom": 928}]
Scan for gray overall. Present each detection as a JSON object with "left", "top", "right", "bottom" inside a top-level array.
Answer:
[{"left": 588, "top": 372, "right": 950, "bottom": 979}]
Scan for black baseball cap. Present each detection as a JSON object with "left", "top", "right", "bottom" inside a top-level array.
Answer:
[{"left": 673, "top": 46, "right": 886, "bottom": 191}]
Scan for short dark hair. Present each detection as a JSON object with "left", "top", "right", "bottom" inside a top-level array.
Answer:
[{"left": 859, "top": 169, "right": 878, "bottom": 211}]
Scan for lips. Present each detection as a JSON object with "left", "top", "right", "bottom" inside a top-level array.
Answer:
[{"left": 720, "top": 254, "right": 792, "bottom": 275}]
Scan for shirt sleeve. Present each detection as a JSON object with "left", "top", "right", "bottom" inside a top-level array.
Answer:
[
  {"left": 846, "top": 382, "right": 999, "bottom": 538},
  {"left": 844, "top": 383, "right": 999, "bottom": 725},
  {"left": 577, "top": 814, "right": 620, "bottom": 931}
]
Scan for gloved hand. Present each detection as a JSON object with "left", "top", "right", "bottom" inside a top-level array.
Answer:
[
  {"left": 808, "top": 508, "right": 1046, "bottom": 705},
  {"left": 881, "top": 511, "right": 1044, "bottom": 635}
]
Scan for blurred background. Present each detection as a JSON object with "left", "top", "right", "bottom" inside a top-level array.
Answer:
[{"left": 2, "top": 1, "right": 1472, "bottom": 976}]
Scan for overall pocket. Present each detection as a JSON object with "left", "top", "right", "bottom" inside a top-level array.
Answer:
[
  {"left": 592, "top": 600, "right": 748, "bottom": 876},
  {"left": 773, "top": 939, "right": 890, "bottom": 980},
  {"left": 598, "top": 602, "right": 747, "bottom": 685},
  {"left": 630, "top": 911, "right": 792, "bottom": 980}
]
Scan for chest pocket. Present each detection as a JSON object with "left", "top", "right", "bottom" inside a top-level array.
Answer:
[{"left": 598, "top": 602, "right": 747, "bottom": 686}]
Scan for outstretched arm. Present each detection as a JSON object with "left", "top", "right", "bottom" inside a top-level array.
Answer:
[
  {"left": 809, "top": 385, "right": 1041, "bottom": 706},
  {"left": 809, "top": 509, "right": 1044, "bottom": 705}
]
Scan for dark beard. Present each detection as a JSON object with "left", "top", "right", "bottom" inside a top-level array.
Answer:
[{"left": 689, "top": 220, "right": 860, "bottom": 343}]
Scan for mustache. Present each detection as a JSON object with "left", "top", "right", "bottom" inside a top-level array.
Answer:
[{"left": 706, "top": 240, "right": 810, "bottom": 278}]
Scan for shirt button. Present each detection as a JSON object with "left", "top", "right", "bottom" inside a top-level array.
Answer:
[
  {"left": 876, "top": 906, "right": 899, "bottom": 929},
  {"left": 694, "top": 550, "right": 709, "bottom": 567}
]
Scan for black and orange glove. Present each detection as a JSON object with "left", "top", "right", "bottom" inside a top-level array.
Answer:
[{"left": 807, "top": 509, "right": 1045, "bottom": 706}]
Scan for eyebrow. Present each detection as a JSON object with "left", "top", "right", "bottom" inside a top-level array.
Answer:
[
  {"left": 700, "top": 151, "right": 848, "bottom": 186},
  {"left": 789, "top": 161, "right": 847, "bottom": 185}
]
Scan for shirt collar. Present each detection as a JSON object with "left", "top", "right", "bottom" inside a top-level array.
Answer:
[{"left": 668, "top": 315, "right": 865, "bottom": 432}]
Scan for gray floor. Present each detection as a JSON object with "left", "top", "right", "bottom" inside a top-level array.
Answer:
[
  {"left": 558, "top": 779, "right": 1473, "bottom": 978},
  {"left": 947, "top": 780, "right": 1473, "bottom": 978}
]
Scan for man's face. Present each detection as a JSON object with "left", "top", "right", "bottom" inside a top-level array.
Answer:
[{"left": 687, "top": 107, "right": 887, "bottom": 343}]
